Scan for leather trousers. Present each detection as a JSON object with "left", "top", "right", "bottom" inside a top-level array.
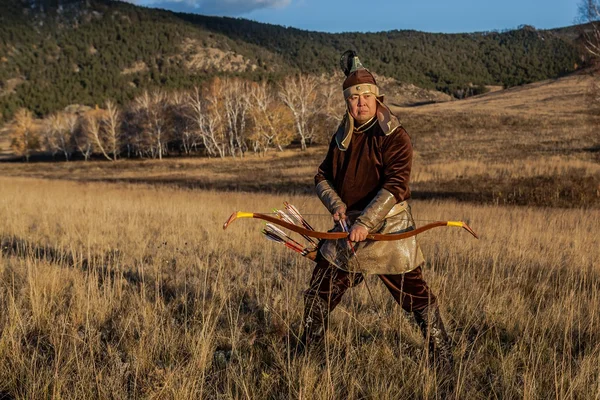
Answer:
[{"left": 301, "top": 257, "right": 442, "bottom": 350}]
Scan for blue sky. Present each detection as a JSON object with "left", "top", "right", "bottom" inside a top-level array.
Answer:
[{"left": 127, "top": 0, "right": 581, "bottom": 33}]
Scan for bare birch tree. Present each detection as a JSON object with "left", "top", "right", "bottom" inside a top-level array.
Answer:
[
  {"left": 579, "top": 0, "right": 600, "bottom": 57},
  {"left": 102, "top": 100, "right": 121, "bottom": 160},
  {"left": 222, "top": 78, "right": 250, "bottom": 157},
  {"left": 133, "top": 90, "right": 170, "bottom": 160},
  {"left": 85, "top": 110, "right": 112, "bottom": 161},
  {"left": 178, "top": 115, "right": 196, "bottom": 156},
  {"left": 133, "top": 90, "right": 155, "bottom": 158},
  {"left": 188, "top": 85, "right": 226, "bottom": 158},
  {"left": 150, "top": 90, "right": 170, "bottom": 160},
  {"left": 44, "top": 112, "right": 74, "bottom": 161},
  {"left": 278, "top": 74, "right": 320, "bottom": 150}
]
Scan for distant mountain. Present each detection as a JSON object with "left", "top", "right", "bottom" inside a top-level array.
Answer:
[{"left": 0, "top": 0, "right": 586, "bottom": 123}]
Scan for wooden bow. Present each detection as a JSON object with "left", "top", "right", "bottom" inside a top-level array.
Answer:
[{"left": 223, "top": 212, "right": 479, "bottom": 241}]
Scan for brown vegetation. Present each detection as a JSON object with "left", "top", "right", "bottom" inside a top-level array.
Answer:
[
  {"left": 398, "top": 74, "right": 600, "bottom": 207},
  {"left": 0, "top": 69, "right": 598, "bottom": 397},
  {"left": 0, "top": 177, "right": 598, "bottom": 398}
]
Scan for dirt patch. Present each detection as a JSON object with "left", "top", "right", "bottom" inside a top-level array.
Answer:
[
  {"left": 0, "top": 76, "right": 25, "bottom": 97},
  {"left": 179, "top": 38, "right": 257, "bottom": 73},
  {"left": 120, "top": 61, "right": 148, "bottom": 75},
  {"left": 376, "top": 75, "right": 452, "bottom": 106}
]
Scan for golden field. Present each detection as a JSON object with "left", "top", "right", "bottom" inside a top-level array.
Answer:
[
  {"left": 0, "top": 73, "right": 599, "bottom": 398},
  {"left": 0, "top": 177, "right": 599, "bottom": 398}
]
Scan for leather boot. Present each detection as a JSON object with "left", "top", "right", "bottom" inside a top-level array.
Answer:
[
  {"left": 413, "top": 303, "right": 454, "bottom": 369},
  {"left": 298, "top": 295, "right": 330, "bottom": 355}
]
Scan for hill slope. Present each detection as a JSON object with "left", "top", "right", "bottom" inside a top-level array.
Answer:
[
  {"left": 0, "top": 0, "right": 584, "bottom": 123},
  {"left": 395, "top": 73, "right": 592, "bottom": 117}
]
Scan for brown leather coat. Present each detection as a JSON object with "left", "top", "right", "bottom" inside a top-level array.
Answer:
[{"left": 315, "top": 122, "right": 425, "bottom": 274}]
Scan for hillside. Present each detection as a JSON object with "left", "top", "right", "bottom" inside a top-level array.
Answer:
[
  {"left": 0, "top": 0, "right": 585, "bottom": 123},
  {"left": 396, "top": 73, "right": 598, "bottom": 162},
  {"left": 395, "top": 73, "right": 591, "bottom": 116}
]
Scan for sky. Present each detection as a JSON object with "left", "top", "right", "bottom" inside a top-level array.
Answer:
[{"left": 125, "top": 0, "right": 582, "bottom": 34}]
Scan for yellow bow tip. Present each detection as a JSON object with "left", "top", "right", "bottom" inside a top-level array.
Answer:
[
  {"left": 447, "top": 221, "right": 479, "bottom": 239},
  {"left": 223, "top": 211, "right": 252, "bottom": 230}
]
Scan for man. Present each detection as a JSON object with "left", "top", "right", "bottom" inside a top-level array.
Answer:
[{"left": 301, "top": 51, "right": 453, "bottom": 366}]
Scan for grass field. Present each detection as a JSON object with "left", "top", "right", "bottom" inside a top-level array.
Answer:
[
  {"left": 0, "top": 73, "right": 599, "bottom": 398},
  {"left": 396, "top": 74, "right": 600, "bottom": 208},
  {"left": 0, "top": 177, "right": 599, "bottom": 398}
]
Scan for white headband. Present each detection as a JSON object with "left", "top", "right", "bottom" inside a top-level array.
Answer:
[{"left": 343, "top": 83, "right": 380, "bottom": 100}]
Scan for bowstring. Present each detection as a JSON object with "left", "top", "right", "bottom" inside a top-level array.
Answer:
[{"left": 259, "top": 212, "right": 444, "bottom": 223}]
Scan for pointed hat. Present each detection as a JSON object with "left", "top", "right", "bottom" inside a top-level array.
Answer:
[{"left": 335, "top": 50, "right": 400, "bottom": 151}]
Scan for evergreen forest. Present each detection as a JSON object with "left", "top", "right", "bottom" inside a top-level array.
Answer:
[{"left": 0, "top": 0, "right": 585, "bottom": 124}]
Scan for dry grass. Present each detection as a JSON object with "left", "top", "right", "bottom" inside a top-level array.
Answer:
[
  {"left": 395, "top": 74, "right": 600, "bottom": 207},
  {"left": 397, "top": 74, "right": 599, "bottom": 163},
  {"left": 1, "top": 143, "right": 598, "bottom": 208},
  {"left": 0, "top": 73, "right": 598, "bottom": 397},
  {"left": 1, "top": 176, "right": 599, "bottom": 398},
  {"left": 402, "top": 74, "right": 592, "bottom": 116}
]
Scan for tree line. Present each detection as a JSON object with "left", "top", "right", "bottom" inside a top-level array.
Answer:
[
  {"left": 0, "top": 0, "right": 584, "bottom": 124},
  {"left": 5, "top": 75, "right": 344, "bottom": 161}
]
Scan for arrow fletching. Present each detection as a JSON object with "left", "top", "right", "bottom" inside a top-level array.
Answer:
[{"left": 282, "top": 202, "right": 318, "bottom": 246}]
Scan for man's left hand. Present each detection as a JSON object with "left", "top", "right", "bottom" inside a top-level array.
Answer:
[{"left": 349, "top": 224, "right": 369, "bottom": 242}]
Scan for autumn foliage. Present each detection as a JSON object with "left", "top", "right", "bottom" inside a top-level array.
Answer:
[{"left": 3, "top": 75, "right": 341, "bottom": 160}]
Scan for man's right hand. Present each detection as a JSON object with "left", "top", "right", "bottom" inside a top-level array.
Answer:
[{"left": 332, "top": 206, "right": 347, "bottom": 222}]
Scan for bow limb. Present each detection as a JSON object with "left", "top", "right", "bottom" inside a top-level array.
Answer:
[
  {"left": 223, "top": 212, "right": 347, "bottom": 240},
  {"left": 366, "top": 221, "right": 478, "bottom": 241},
  {"left": 223, "top": 212, "right": 479, "bottom": 241}
]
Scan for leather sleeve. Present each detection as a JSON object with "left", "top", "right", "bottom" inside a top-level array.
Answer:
[
  {"left": 354, "top": 188, "right": 396, "bottom": 231},
  {"left": 315, "top": 180, "right": 346, "bottom": 214}
]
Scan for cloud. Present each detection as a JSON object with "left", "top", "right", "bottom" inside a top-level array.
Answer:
[{"left": 126, "top": 0, "right": 291, "bottom": 16}]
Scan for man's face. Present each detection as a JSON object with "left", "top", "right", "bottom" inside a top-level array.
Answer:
[{"left": 347, "top": 93, "right": 377, "bottom": 125}]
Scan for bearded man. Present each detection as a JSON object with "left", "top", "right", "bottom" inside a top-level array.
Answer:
[{"left": 301, "top": 51, "right": 453, "bottom": 366}]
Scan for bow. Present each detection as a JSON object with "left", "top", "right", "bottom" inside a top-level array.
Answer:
[{"left": 223, "top": 211, "right": 479, "bottom": 241}]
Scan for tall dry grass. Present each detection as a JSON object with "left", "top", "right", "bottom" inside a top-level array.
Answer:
[{"left": 1, "top": 176, "right": 599, "bottom": 398}]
